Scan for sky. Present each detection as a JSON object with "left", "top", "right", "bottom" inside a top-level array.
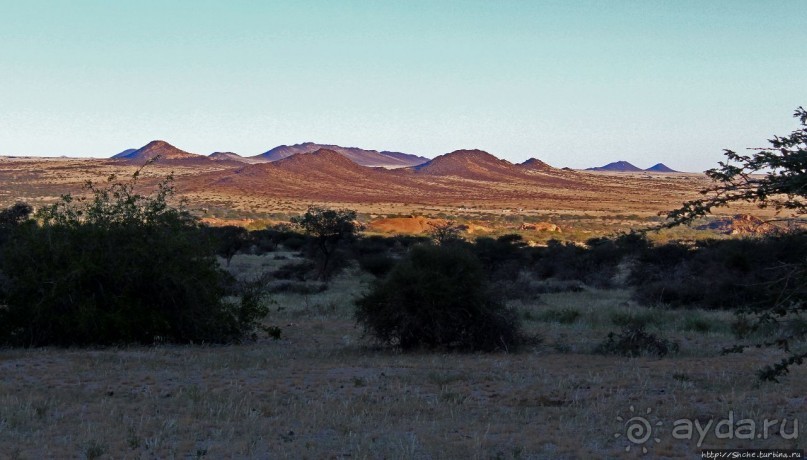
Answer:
[{"left": 0, "top": 1, "right": 805, "bottom": 171}]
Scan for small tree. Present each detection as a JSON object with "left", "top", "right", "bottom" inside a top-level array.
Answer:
[
  {"left": 664, "top": 106, "right": 807, "bottom": 381},
  {"left": 290, "top": 206, "right": 359, "bottom": 278},
  {"left": 427, "top": 220, "right": 463, "bottom": 245},
  {"left": 207, "top": 225, "right": 251, "bottom": 266}
]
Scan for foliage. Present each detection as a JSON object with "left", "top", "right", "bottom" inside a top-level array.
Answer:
[
  {"left": 472, "top": 236, "right": 526, "bottom": 277},
  {"left": 630, "top": 235, "right": 807, "bottom": 309},
  {"left": 353, "top": 235, "right": 397, "bottom": 277},
  {"left": 291, "top": 206, "right": 359, "bottom": 278},
  {"left": 355, "top": 244, "right": 523, "bottom": 352},
  {"left": 536, "top": 308, "right": 581, "bottom": 324},
  {"left": 665, "top": 106, "right": 807, "bottom": 226},
  {"left": 0, "top": 202, "right": 33, "bottom": 226},
  {"left": 595, "top": 326, "right": 679, "bottom": 358},
  {"left": 610, "top": 311, "right": 661, "bottom": 329},
  {"left": 427, "top": 221, "right": 463, "bottom": 245},
  {"left": 0, "top": 169, "right": 268, "bottom": 346},
  {"left": 0, "top": 202, "right": 33, "bottom": 247},
  {"left": 356, "top": 252, "right": 396, "bottom": 277},
  {"left": 534, "top": 232, "right": 648, "bottom": 288},
  {"left": 206, "top": 225, "right": 250, "bottom": 265}
]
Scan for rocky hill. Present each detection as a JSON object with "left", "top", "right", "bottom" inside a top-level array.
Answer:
[
  {"left": 111, "top": 140, "right": 202, "bottom": 162},
  {"left": 414, "top": 149, "right": 527, "bottom": 181},
  {"left": 255, "top": 142, "right": 428, "bottom": 168},
  {"left": 645, "top": 163, "right": 679, "bottom": 173},
  {"left": 586, "top": 161, "right": 643, "bottom": 172}
]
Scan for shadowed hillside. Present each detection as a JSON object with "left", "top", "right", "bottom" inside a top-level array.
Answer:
[
  {"left": 586, "top": 161, "right": 643, "bottom": 172},
  {"left": 645, "top": 163, "right": 679, "bottom": 173},
  {"left": 518, "top": 157, "right": 555, "bottom": 172},
  {"left": 255, "top": 142, "right": 428, "bottom": 168}
]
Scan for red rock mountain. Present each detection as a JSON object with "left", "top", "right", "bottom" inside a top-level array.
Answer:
[
  {"left": 112, "top": 140, "right": 201, "bottom": 161},
  {"left": 210, "top": 149, "right": 427, "bottom": 201},
  {"left": 518, "top": 157, "right": 555, "bottom": 171},
  {"left": 272, "top": 149, "right": 371, "bottom": 176},
  {"left": 188, "top": 147, "right": 656, "bottom": 205},
  {"left": 414, "top": 149, "right": 527, "bottom": 181},
  {"left": 209, "top": 151, "right": 244, "bottom": 161},
  {"left": 254, "top": 142, "right": 428, "bottom": 168}
]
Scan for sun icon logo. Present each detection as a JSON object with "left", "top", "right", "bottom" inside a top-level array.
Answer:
[{"left": 614, "top": 405, "right": 663, "bottom": 454}]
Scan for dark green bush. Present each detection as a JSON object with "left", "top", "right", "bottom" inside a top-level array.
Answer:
[
  {"left": 609, "top": 311, "right": 661, "bottom": 329},
  {"left": 271, "top": 260, "right": 317, "bottom": 281},
  {"left": 267, "top": 281, "right": 328, "bottom": 295},
  {"left": 281, "top": 235, "right": 307, "bottom": 251},
  {"left": 357, "top": 252, "right": 396, "bottom": 277},
  {"left": 533, "top": 232, "right": 649, "bottom": 288},
  {"left": 472, "top": 236, "right": 524, "bottom": 279},
  {"left": 630, "top": 234, "right": 807, "bottom": 309},
  {"left": 0, "top": 202, "right": 33, "bottom": 247},
  {"left": 0, "top": 172, "right": 268, "bottom": 346},
  {"left": 355, "top": 244, "right": 523, "bottom": 352},
  {"left": 536, "top": 308, "right": 581, "bottom": 324},
  {"left": 595, "top": 327, "right": 679, "bottom": 358},
  {"left": 681, "top": 315, "right": 715, "bottom": 333}
]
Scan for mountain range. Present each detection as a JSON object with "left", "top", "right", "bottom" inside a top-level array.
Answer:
[
  {"left": 257, "top": 142, "right": 428, "bottom": 168},
  {"left": 110, "top": 140, "right": 681, "bottom": 174},
  {"left": 586, "top": 161, "right": 679, "bottom": 173},
  {"left": 113, "top": 140, "right": 429, "bottom": 169},
  {"left": 194, "top": 147, "right": 588, "bottom": 204},
  {"left": 0, "top": 141, "right": 703, "bottom": 220}
]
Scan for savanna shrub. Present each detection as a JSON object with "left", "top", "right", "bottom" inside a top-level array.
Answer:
[
  {"left": 0, "top": 171, "right": 268, "bottom": 346},
  {"left": 630, "top": 234, "right": 807, "bottom": 309},
  {"left": 536, "top": 308, "right": 581, "bottom": 324},
  {"left": 534, "top": 232, "right": 650, "bottom": 288},
  {"left": 0, "top": 202, "right": 33, "bottom": 247},
  {"left": 354, "top": 244, "right": 523, "bottom": 351},
  {"left": 595, "top": 326, "right": 679, "bottom": 358},
  {"left": 356, "top": 252, "right": 396, "bottom": 277}
]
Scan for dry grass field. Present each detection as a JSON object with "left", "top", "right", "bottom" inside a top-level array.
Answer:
[{"left": 1, "top": 252, "right": 804, "bottom": 459}]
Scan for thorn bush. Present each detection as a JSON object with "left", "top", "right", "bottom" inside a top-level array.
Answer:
[
  {"left": 354, "top": 244, "right": 523, "bottom": 352},
  {"left": 0, "top": 168, "right": 268, "bottom": 346},
  {"left": 595, "top": 326, "right": 680, "bottom": 358}
]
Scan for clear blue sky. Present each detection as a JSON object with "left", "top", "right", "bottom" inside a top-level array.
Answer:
[{"left": 1, "top": 0, "right": 805, "bottom": 171}]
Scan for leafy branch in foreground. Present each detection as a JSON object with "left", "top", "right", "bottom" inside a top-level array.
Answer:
[
  {"left": 665, "top": 106, "right": 807, "bottom": 228},
  {"left": 663, "top": 106, "right": 807, "bottom": 382}
]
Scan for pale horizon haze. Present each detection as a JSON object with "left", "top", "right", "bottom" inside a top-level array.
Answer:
[{"left": 1, "top": 1, "right": 805, "bottom": 171}]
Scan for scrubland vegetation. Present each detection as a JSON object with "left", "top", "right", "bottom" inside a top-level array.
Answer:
[{"left": 2, "top": 193, "right": 806, "bottom": 457}]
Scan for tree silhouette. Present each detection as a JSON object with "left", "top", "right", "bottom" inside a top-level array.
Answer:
[
  {"left": 666, "top": 106, "right": 807, "bottom": 227},
  {"left": 291, "top": 206, "right": 359, "bottom": 278}
]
